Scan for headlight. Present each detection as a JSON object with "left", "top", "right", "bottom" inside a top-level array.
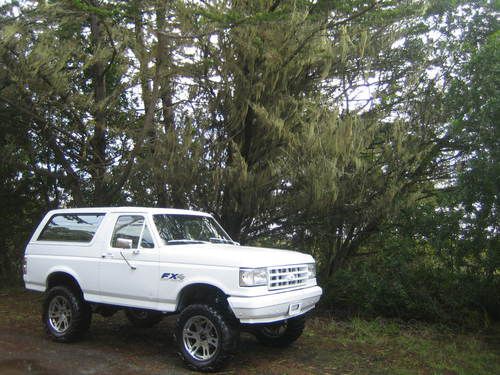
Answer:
[
  {"left": 307, "top": 263, "right": 316, "bottom": 279},
  {"left": 239, "top": 268, "right": 267, "bottom": 287}
]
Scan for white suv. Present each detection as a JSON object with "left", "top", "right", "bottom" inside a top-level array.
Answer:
[{"left": 24, "top": 207, "right": 322, "bottom": 371}]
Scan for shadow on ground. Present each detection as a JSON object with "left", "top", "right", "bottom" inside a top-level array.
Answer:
[{"left": 0, "top": 290, "right": 328, "bottom": 375}]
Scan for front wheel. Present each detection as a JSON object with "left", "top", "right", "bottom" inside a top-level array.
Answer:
[
  {"left": 175, "top": 304, "right": 239, "bottom": 372},
  {"left": 42, "top": 286, "right": 91, "bottom": 342},
  {"left": 253, "top": 315, "right": 305, "bottom": 347},
  {"left": 125, "top": 308, "right": 163, "bottom": 328}
]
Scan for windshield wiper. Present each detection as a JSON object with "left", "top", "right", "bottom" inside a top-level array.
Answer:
[
  {"left": 209, "top": 237, "right": 237, "bottom": 245},
  {"left": 167, "top": 239, "right": 208, "bottom": 245}
]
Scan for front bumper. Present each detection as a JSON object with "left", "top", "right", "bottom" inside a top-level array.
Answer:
[{"left": 228, "top": 286, "right": 322, "bottom": 324}]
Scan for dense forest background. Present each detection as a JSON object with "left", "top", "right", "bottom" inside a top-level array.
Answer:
[{"left": 0, "top": 0, "right": 498, "bottom": 327}]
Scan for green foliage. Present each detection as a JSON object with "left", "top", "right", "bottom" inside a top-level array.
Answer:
[
  {"left": 0, "top": 100, "right": 47, "bottom": 284},
  {"left": 322, "top": 247, "right": 500, "bottom": 327},
  {"left": 444, "top": 29, "right": 500, "bottom": 278},
  {"left": 0, "top": 0, "right": 498, "bottom": 328}
]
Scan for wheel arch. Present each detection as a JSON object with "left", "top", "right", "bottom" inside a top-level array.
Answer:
[
  {"left": 46, "top": 269, "right": 84, "bottom": 297},
  {"left": 176, "top": 283, "right": 229, "bottom": 312}
]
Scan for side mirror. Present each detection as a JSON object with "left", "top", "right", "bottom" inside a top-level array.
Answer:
[{"left": 116, "top": 237, "right": 133, "bottom": 249}]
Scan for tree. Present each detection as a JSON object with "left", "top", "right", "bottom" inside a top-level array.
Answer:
[
  {"left": 0, "top": 0, "right": 175, "bottom": 206},
  {"left": 274, "top": 1, "right": 499, "bottom": 277},
  {"left": 171, "top": 0, "right": 444, "bottom": 248},
  {"left": 189, "top": 0, "right": 452, "bottom": 275},
  {"left": 443, "top": 6, "right": 499, "bottom": 277},
  {"left": 1, "top": 0, "right": 496, "bottom": 289},
  {"left": 0, "top": 84, "right": 49, "bottom": 282}
]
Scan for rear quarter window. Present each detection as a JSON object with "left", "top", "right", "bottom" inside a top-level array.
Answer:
[{"left": 37, "top": 213, "right": 105, "bottom": 243}]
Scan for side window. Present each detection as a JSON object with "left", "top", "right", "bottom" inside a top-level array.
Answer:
[
  {"left": 111, "top": 216, "right": 144, "bottom": 249},
  {"left": 140, "top": 224, "right": 154, "bottom": 249},
  {"left": 37, "top": 214, "right": 105, "bottom": 242},
  {"left": 111, "top": 215, "right": 155, "bottom": 249}
]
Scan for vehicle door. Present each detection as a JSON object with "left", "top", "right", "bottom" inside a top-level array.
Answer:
[{"left": 99, "top": 213, "right": 159, "bottom": 308}]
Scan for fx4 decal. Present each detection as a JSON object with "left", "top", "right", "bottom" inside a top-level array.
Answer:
[{"left": 161, "top": 272, "right": 185, "bottom": 281}]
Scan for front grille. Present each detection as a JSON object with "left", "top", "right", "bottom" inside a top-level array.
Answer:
[{"left": 268, "top": 265, "right": 309, "bottom": 290}]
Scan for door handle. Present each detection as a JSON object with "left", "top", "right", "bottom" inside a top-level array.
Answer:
[{"left": 101, "top": 252, "right": 113, "bottom": 258}]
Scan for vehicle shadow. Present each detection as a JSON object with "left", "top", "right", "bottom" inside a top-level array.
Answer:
[{"left": 83, "top": 312, "right": 300, "bottom": 374}]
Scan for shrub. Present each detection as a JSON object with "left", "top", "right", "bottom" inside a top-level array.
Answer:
[{"left": 320, "top": 251, "right": 500, "bottom": 328}]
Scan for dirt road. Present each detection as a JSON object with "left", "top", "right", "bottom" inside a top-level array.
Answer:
[{"left": 0, "top": 290, "right": 326, "bottom": 375}]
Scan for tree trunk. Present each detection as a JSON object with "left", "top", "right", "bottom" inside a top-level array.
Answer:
[
  {"left": 327, "top": 239, "right": 351, "bottom": 277},
  {"left": 89, "top": 13, "right": 107, "bottom": 205}
]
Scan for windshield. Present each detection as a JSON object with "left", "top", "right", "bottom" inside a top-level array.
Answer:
[{"left": 153, "top": 214, "right": 234, "bottom": 245}]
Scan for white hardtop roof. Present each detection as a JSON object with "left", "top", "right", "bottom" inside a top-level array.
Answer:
[{"left": 47, "top": 207, "right": 212, "bottom": 216}]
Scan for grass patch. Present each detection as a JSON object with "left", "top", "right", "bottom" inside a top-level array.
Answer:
[{"left": 307, "top": 317, "right": 500, "bottom": 374}]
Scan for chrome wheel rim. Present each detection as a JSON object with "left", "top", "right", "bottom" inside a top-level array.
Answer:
[
  {"left": 182, "top": 315, "right": 219, "bottom": 361},
  {"left": 48, "top": 295, "right": 72, "bottom": 333}
]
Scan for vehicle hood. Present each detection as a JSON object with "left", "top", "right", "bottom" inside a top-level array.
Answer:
[{"left": 159, "top": 243, "right": 314, "bottom": 268}]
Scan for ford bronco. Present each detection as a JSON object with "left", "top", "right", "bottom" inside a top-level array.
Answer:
[{"left": 23, "top": 207, "right": 322, "bottom": 371}]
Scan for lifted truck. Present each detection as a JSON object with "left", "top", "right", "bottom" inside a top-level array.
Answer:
[{"left": 24, "top": 207, "right": 322, "bottom": 371}]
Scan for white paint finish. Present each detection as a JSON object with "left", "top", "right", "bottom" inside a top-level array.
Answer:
[
  {"left": 98, "top": 213, "right": 160, "bottom": 306},
  {"left": 24, "top": 207, "right": 322, "bottom": 324},
  {"left": 157, "top": 259, "right": 235, "bottom": 307},
  {"left": 24, "top": 254, "right": 101, "bottom": 295},
  {"left": 228, "top": 286, "right": 322, "bottom": 310},
  {"left": 158, "top": 243, "right": 314, "bottom": 268},
  {"left": 24, "top": 282, "right": 45, "bottom": 292},
  {"left": 228, "top": 286, "right": 322, "bottom": 323}
]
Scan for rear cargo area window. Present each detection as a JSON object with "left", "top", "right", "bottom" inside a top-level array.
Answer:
[{"left": 37, "top": 213, "right": 105, "bottom": 242}]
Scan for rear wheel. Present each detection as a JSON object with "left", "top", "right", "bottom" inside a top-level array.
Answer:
[
  {"left": 125, "top": 308, "right": 163, "bottom": 328},
  {"left": 253, "top": 315, "right": 305, "bottom": 347},
  {"left": 42, "top": 286, "right": 91, "bottom": 342},
  {"left": 175, "top": 304, "right": 239, "bottom": 372}
]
